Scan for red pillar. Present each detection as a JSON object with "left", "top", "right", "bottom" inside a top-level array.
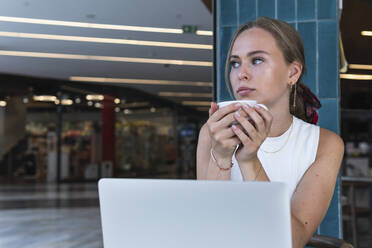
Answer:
[{"left": 102, "top": 95, "right": 115, "bottom": 176}]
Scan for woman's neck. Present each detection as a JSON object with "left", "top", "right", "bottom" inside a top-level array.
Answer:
[{"left": 267, "top": 104, "right": 293, "bottom": 137}]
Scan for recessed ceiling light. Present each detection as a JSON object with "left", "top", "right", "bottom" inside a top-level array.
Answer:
[
  {"left": 0, "top": 50, "right": 212, "bottom": 67},
  {"left": 0, "top": 31, "right": 212, "bottom": 50},
  {"left": 349, "top": 64, "right": 372, "bottom": 70},
  {"left": 123, "top": 109, "right": 132, "bottom": 114},
  {"left": 340, "top": 73, "right": 372, "bottom": 80},
  {"left": 33, "top": 95, "right": 57, "bottom": 102},
  {"left": 86, "top": 94, "right": 104, "bottom": 101},
  {"left": 94, "top": 102, "right": 103, "bottom": 108},
  {"left": 0, "top": 101, "right": 7, "bottom": 107},
  {"left": 61, "top": 99, "right": 73, "bottom": 105},
  {"left": 70, "top": 77, "right": 212, "bottom": 87},
  {"left": 0, "top": 16, "right": 212, "bottom": 36},
  {"left": 361, "top": 31, "right": 372, "bottom": 36},
  {"left": 196, "top": 30, "right": 213, "bottom": 36}
]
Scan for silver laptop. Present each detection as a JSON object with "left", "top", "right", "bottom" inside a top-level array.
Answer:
[{"left": 98, "top": 179, "right": 292, "bottom": 248}]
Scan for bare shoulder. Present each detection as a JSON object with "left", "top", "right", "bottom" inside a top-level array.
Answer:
[
  {"left": 317, "top": 128, "right": 345, "bottom": 168},
  {"left": 318, "top": 128, "right": 344, "bottom": 152}
]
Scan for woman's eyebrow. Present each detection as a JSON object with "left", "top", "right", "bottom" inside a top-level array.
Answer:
[
  {"left": 230, "top": 50, "right": 269, "bottom": 59},
  {"left": 229, "top": 55, "right": 239, "bottom": 59},
  {"left": 247, "top": 50, "right": 269, "bottom": 56}
]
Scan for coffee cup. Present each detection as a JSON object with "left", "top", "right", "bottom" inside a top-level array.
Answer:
[
  {"left": 216, "top": 100, "right": 268, "bottom": 125},
  {"left": 217, "top": 100, "right": 268, "bottom": 111}
]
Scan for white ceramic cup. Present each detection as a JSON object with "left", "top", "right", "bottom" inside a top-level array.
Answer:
[
  {"left": 216, "top": 100, "right": 268, "bottom": 124},
  {"left": 217, "top": 100, "right": 268, "bottom": 111}
]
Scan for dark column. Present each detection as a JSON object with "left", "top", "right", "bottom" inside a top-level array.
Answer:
[
  {"left": 56, "top": 94, "right": 62, "bottom": 184},
  {"left": 101, "top": 95, "right": 115, "bottom": 176}
]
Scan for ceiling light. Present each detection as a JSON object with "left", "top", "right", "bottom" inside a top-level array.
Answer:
[
  {"left": 86, "top": 94, "right": 104, "bottom": 101},
  {"left": 70, "top": 77, "right": 212, "bottom": 87},
  {"left": 150, "top": 107, "right": 156, "bottom": 113},
  {"left": 361, "top": 31, "right": 372, "bottom": 36},
  {"left": 0, "top": 101, "right": 6, "bottom": 107},
  {"left": 115, "top": 107, "right": 120, "bottom": 112},
  {"left": 87, "top": 101, "right": 93, "bottom": 106},
  {"left": 61, "top": 99, "right": 73, "bottom": 105},
  {"left": 94, "top": 102, "right": 102, "bottom": 108},
  {"left": 340, "top": 74, "right": 372, "bottom": 80},
  {"left": 114, "top": 98, "right": 121, "bottom": 104},
  {"left": 75, "top": 98, "right": 81, "bottom": 104},
  {"left": 33, "top": 95, "right": 57, "bottom": 102},
  {"left": 196, "top": 30, "right": 213, "bottom": 36},
  {"left": 349, "top": 64, "right": 372, "bottom": 70},
  {"left": 55, "top": 100, "right": 60, "bottom": 105},
  {"left": 182, "top": 101, "right": 211, "bottom": 106},
  {"left": 0, "top": 50, "right": 213, "bottom": 67},
  {"left": 0, "top": 16, "right": 212, "bottom": 36},
  {"left": 0, "top": 31, "right": 212, "bottom": 50},
  {"left": 123, "top": 109, "right": 132, "bottom": 114},
  {"left": 158, "top": 92, "right": 212, "bottom": 97},
  {"left": 23, "top": 98, "right": 29, "bottom": 104}
]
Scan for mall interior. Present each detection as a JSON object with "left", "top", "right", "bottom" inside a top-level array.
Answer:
[{"left": 0, "top": 0, "right": 372, "bottom": 247}]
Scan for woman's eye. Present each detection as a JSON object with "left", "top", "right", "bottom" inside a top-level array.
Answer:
[
  {"left": 230, "top": 61, "right": 240, "bottom": 68},
  {"left": 252, "top": 58, "right": 264, "bottom": 65}
]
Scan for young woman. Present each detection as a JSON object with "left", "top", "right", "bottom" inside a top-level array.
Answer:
[{"left": 196, "top": 17, "right": 344, "bottom": 248}]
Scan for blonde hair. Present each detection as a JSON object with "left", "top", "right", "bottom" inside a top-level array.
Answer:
[{"left": 224, "top": 17, "right": 307, "bottom": 121}]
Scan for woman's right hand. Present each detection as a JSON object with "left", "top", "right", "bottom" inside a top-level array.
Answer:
[{"left": 207, "top": 102, "right": 242, "bottom": 167}]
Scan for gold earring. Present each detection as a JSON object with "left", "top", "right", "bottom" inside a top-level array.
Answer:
[{"left": 293, "top": 83, "right": 297, "bottom": 109}]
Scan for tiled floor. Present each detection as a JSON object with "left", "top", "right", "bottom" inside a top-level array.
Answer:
[{"left": 0, "top": 183, "right": 102, "bottom": 248}]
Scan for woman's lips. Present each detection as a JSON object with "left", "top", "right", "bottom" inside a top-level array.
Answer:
[{"left": 237, "top": 87, "right": 255, "bottom": 96}]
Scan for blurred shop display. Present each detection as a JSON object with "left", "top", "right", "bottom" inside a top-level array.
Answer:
[
  {"left": 177, "top": 124, "right": 197, "bottom": 179},
  {"left": 342, "top": 124, "right": 372, "bottom": 245},
  {"left": 0, "top": 74, "right": 208, "bottom": 183},
  {"left": 101, "top": 161, "right": 113, "bottom": 178},
  {"left": 0, "top": 103, "right": 203, "bottom": 182},
  {"left": 345, "top": 157, "right": 370, "bottom": 208},
  {"left": 115, "top": 114, "right": 175, "bottom": 178}
]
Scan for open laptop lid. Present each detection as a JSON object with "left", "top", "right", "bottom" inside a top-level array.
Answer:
[{"left": 99, "top": 179, "right": 292, "bottom": 248}]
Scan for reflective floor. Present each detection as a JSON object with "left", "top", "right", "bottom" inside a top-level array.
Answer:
[
  {"left": 2, "top": 182, "right": 371, "bottom": 248},
  {"left": 0, "top": 183, "right": 102, "bottom": 248}
]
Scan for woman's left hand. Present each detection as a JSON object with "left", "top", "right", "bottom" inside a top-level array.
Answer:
[{"left": 232, "top": 104, "right": 273, "bottom": 163}]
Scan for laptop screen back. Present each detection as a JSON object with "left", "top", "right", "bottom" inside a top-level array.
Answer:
[{"left": 99, "top": 179, "right": 292, "bottom": 248}]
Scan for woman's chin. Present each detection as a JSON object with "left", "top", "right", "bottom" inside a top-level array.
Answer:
[{"left": 235, "top": 96, "right": 255, "bottom": 101}]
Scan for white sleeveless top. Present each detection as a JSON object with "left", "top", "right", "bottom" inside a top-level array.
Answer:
[{"left": 231, "top": 116, "right": 320, "bottom": 199}]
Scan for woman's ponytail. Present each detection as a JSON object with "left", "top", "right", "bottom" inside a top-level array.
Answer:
[{"left": 290, "top": 82, "right": 321, "bottom": 124}]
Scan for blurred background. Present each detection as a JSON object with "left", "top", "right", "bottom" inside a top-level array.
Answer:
[{"left": 0, "top": 0, "right": 371, "bottom": 247}]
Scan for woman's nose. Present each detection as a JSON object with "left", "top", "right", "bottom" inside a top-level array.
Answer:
[{"left": 238, "top": 68, "right": 251, "bottom": 81}]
